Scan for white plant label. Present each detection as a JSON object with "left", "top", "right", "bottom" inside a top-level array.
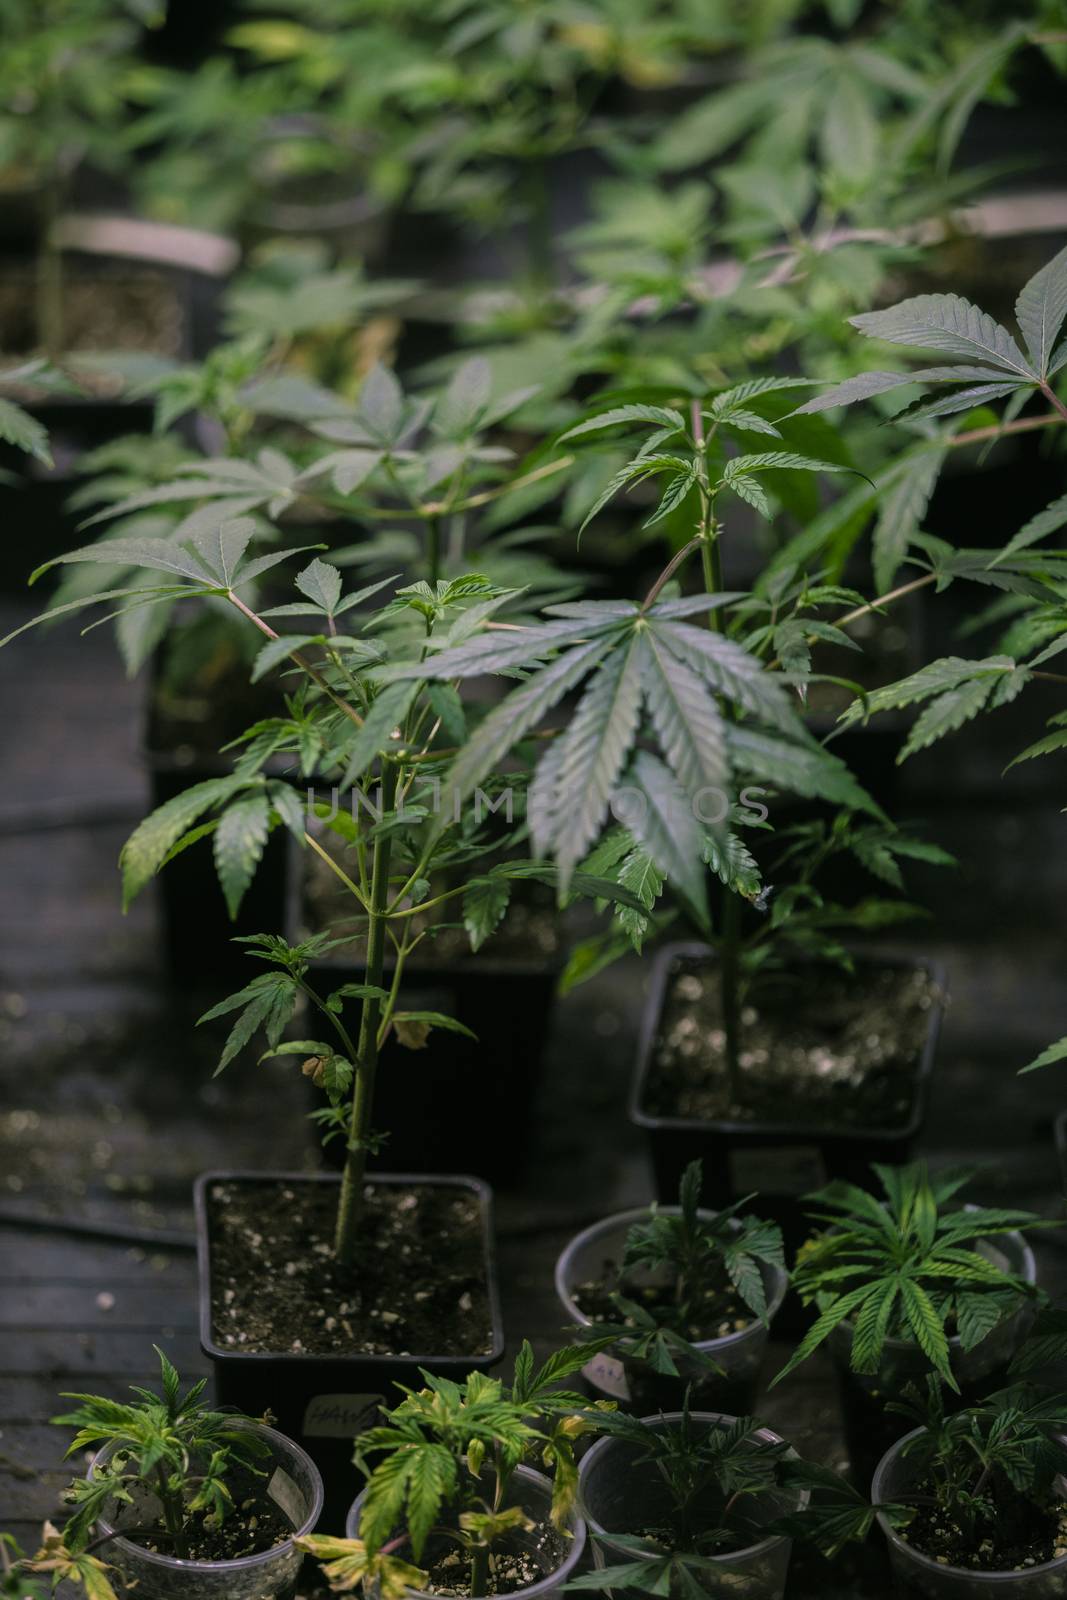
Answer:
[{"left": 302, "top": 1393, "right": 385, "bottom": 1438}]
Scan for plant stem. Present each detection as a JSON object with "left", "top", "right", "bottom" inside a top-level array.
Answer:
[
  {"left": 427, "top": 515, "right": 441, "bottom": 586},
  {"left": 524, "top": 154, "right": 553, "bottom": 292},
  {"left": 155, "top": 1463, "right": 187, "bottom": 1560},
  {"left": 1040, "top": 382, "right": 1067, "bottom": 425},
  {"left": 945, "top": 411, "right": 1063, "bottom": 448},
  {"left": 334, "top": 761, "right": 398, "bottom": 1266},
  {"left": 36, "top": 177, "right": 64, "bottom": 358},
  {"left": 469, "top": 1544, "right": 490, "bottom": 1598},
  {"left": 702, "top": 533, "right": 743, "bottom": 1104},
  {"left": 226, "top": 590, "right": 365, "bottom": 729},
  {"left": 640, "top": 537, "right": 704, "bottom": 611}
]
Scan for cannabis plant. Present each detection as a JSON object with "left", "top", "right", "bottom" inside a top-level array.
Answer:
[
  {"left": 882, "top": 1374, "right": 1067, "bottom": 1565},
  {"left": 51, "top": 1348, "right": 269, "bottom": 1563},
  {"left": 576, "top": 1159, "right": 785, "bottom": 1378},
  {"left": 0, "top": 1538, "right": 46, "bottom": 1600},
  {"left": 298, "top": 1342, "right": 608, "bottom": 1597},
  {"left": 774, "top": 1163, "right": 1043, "bottom": 1390},
  {"left": 804, "top": 240, "right": 1067, "bottom": 1071},
  {"left": 573, "top": 1404, "right": 883, "bottom": 1592}
]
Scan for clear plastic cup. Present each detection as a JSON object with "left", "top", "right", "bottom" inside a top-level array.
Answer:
[
  {"left": 345, "top": 1463, "right": 586, "bottom": 1600},
  {"left": 873, "top": 1425, "right": 1067, "bottom": 1598},
  {"left": 89, "top": 1419, "right": 323, "bottom": 1600},
  {"left": 579, "top": 1411, "right": 807, "bottom": 1600},
  {"left": 555, "top": 1207, "right": 788, "bottom": 1412}
]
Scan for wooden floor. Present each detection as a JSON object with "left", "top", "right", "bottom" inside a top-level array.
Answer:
[{"left": 1, "top": 592, "right": 1066, "bottom": 1597}]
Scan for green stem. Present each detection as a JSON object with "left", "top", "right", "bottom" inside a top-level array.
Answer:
[
  {"left": 334, "top": 762, "right": 398, "bottom": 1266},
  {"left": 427, "top": 515, "right": 442, "bottom": 586},
  {"left": 469, "top": 1544, "right": 490, "bottom": 1598},
  {"left": 524, "top": 154, "right": 553, "bottom": 293},
  {"left": 155, "top": 1463, "right": 187, "bottom": 1560},
  {"left": 36, "top": 177, "right": 64, "bottom": 358},
  {"left": 702, "top": 520, "right": 742, "bottom": 1105}
]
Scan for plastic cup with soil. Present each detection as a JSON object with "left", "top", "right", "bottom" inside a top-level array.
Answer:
[
  {"left": 344, "top": 1464, "right": 586, "bottom": 1600},
  {"left": 554, "top": 1206, "right": 787, "bottom": 1416},
  {"left": 831, "top": 1224, "right": 1037, "bottom": 1490},
  {"left": 287, "top": 823, "right": 564, "bottom": 1183},
  {"left": 630, "top": 943, "right": 946, "bottom": 1252},
  {"left": 872, "top": 1425, "right": 1067, "bottom": 1599},
  {"left": 195, "top": 1171, "right": 505, "bottom": 1534},
  {"left": 579, "top": 1412, "right": 807, "bottom": 1600},
  {"left": 88, "top": 1419, "right": 323, "bottom": 1600}
]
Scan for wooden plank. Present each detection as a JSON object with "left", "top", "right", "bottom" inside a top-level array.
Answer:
[
  {"left": 0, "top": 1372, "right": 216, "bottom": 1419},
  {"left": 0, "top": 1227, "right": 196, "bottom": 1284},
  {"left": 0, "top": 1330, "right": 206, "bottom": 1374},
  {"left": 0, "top": 1286, "right": 198, "bottom": 1329}
]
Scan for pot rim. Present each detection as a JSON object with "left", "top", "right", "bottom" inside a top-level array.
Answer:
[
  {"left": 873, "top": 1425, "right": 1067, "bottom": 1582},
  {"left": 345, "top": 1462, "right": 587, "bottom": 1598},
  {"left": 194, "top": 1170, "right": 506, "bottom": 1369},
  {"left": 554, "top": 1206, "right": 788, "bottom": 1353},
  {"left": 629, "top": 942, "right": 947, "bottom": 1142},
  {"left": 89, "top": 1417, "right": 323, "bottom": 1572},
  {"left": 579, "top": 1410, "right": 808, "bottom": 1563}
]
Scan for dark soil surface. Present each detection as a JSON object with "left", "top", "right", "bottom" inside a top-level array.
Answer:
[
  {"left": 119, "top": 1486, "right": 292, "bottom": 1562},
  {"left": 645, "top": 960, "right": 939, "bottom": 1129},
  {"left": 903, "top": 1493, "right": 1067, "bottom": 1572},
  {"left": 206, "top": 1178, "right": 495, "bottom": 1357},
  {"left": 0, "top": 267, "right": 186, "bottom": 365},
  {"left": 572, "top": 1259, "right": 752, "bottom": 1343},
  {"left": 422, "top": 1521, "right": 567, "bottom": 1597}
]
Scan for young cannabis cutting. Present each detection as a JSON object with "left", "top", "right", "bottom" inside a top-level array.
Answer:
[
  {"left": 572, "top": 1160, "right": 785, "bottom": 1377},
  {"left": 774, "top": 1162, "right": 1042, "bottom": 1389},
  {"left": 298, "top": 1342, "right": 610, "bottom": 1597},
  {"left": 52, "top": 1347, "right": 270, "bottom": 1564}
]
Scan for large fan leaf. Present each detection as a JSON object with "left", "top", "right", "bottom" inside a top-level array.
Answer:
[
  {"left": 550, "top": 635, "right": 646, "bottom": 884},
  {"left": 624, "top": 751, "right": 708, "bottom": 923},
  {"left": 639, "top": 631, "right": 727, "bottom": 818},
  {"left": 850, "top": 294, "right": 1035, "bottom": 378},
  {"left": 1015, "top": 244, "right": 1067, "bottom": 378},
  {"left": 214, "top": 792, "right": 271, "bottom": 918}
]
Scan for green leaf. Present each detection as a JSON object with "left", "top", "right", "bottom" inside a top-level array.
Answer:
[
  {"left": 625, "top": 750, "right": 708, "bottom": 924},
  {"left": 435, "top": 357, "right": 491, "bottom": 437},
  {"left": 120, "top": 776, "right": 248, "bottom": 909},
  {"left": 32, "top": 535, "right": 210, "bottom": 587},
  {"left": 463, "top": 877, "right": 511, "bottom": 953},
  {"left": 723, "top": 450, "right": 857, "bottom": 480},
  {"left": 653, "top": 621, "right": 797, "bottom": 733},
  {"left": 392, "top": 1011, "right": 477, "bottom": 1041},
  {"left": 559, "top": 404, "right": 686, "bottom": 443},
  {"left": 436, "top": 637, "right": 616, "bottom": 845},
  {"left": 640, "top": 630, "right": 727, "bottom": 817},
  {"left": 873, "top": 447, "right": 948, "bottom": 593},
  {"left": 993, "top": 493, "right": 1067, "bottom": 565},
  {"left": 956, "top": 1290, "right": 1011, "bottom": 1352},
  {"left": 899, "top": 1278, "right": 955, "bottom": 1386},
  {"left": 0, "top": 394, "right": 51, "bottom": 465},
  {"left": 549, "top": 634, "right": 646, "bottom": 884},
  {"left": 1015, "top": 244, "right": 1067, "bottom": 378},
  {"left": 1020, "top": 1037, "right": 1067, "bottom": 1074},
  {"left": 850, "top": 294, "right": 1036, "bottom": 378},
  {"left": 214, "top": 793, "right": 271, "bottom": 918},
  {"left": 726, "top": 726, "right": 879, "bottom": 815},
  {"left": 898, "top": 677, "right": 999, "bottom": 761},
  {"left": 295, "top": 557, "right": 343, "bottom": 615},
  {"left": 338, "top": 682, "right": 419, "bottom": 786},
  {"left": 251, "top": 634, "right": 321, "bottom": 682}
]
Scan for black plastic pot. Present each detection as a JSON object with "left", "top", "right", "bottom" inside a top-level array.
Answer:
[
  {"left": 579, "top": 1412, "right": 807, "bottom": 1600},
  {"left": 554, "top": 1206, "right": 788, "bottom": 1417},
  {"left": 630, "top": 943, "right": 946, "bottom": 1253},
  {"left": 195, "top": 1170, "right": 505, "bottom": 1535},
  {"left": 286, "top": 842, "right": 561, "bottom": 1186},
  {"left": 872, "top": 1424, "right": 1067, "bottom": 1598}
]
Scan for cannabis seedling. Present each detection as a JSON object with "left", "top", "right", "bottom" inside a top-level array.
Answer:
[
  {"left": 52, "top": 1347, "right": 268, "bottom": 1564},
  {"left": 774, "top": 1162, "right": 1042, "bottom": 1389},
  {"left": 298, "top": 1342, "right": 611, "bottom": 1597},
  {"left": 576, "top": 1160, "right": 784, "bottom": 1378},
  {"left": 882, "top": 1373, "right": 1067, "bottom": 1563}
]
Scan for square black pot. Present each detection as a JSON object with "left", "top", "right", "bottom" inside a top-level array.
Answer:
[
  {"left": 195, "top": 1170, "right": 505, "bottom": 1534},
  {"left": 630, "top": 942, "right": 946, "bottom": 1253}
]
